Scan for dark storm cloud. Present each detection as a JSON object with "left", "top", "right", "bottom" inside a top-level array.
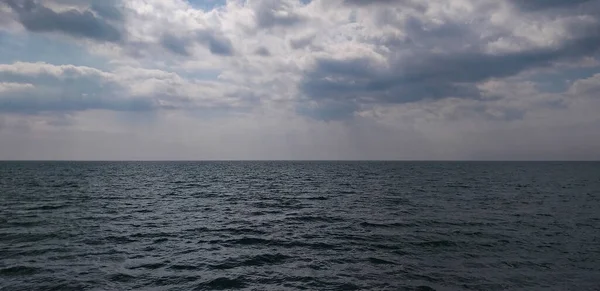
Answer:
[{"left": 4, "top": 0, "right": 121, "bottom": 42}]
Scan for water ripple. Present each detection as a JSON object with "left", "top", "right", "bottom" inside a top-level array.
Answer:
[{"left": 1, "top": 161, "right": 599, "bottom": 290}]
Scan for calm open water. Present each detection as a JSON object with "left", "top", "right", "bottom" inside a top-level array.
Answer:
[{"left": 1, "top": 161, "right": 599, "bottom": 290}]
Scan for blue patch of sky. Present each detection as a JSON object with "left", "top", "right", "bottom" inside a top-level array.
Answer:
[
  {"left": 0, "top": 31, "right": 110, "bottom": 70},
  {"left": 187, "top": 0, "right": 312, "bottom": 10},
  {"left": 186, "top": 0, "right": 227, "bottom": 10}
]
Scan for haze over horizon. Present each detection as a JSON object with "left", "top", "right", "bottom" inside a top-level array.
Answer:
[{"left": 1, "top": 0, "right": 599, "bottom": 160}]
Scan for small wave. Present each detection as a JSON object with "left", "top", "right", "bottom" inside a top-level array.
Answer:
[
  {"left": 174, "top": 183, "right": 209, "bottom": 190},
  {"left": 26, "top": 204, "right": 68, "bottom": 211},
  {"left": 213, "top": 237, "right": 338, "bottom": 250},
  {"left": 133, "top": 209, "right": 153, "bottom": 213},
  {"left": 424, "top": 220, "right": 497, "bottom": 227},
  {"left": 151, "top": 275, "right": 199, "bottom": 286},
  {"left": 168, "top": 264, "right": 201, "bottom": 271},
  {"left": 451, "top": 230, "right": 484, "bottom": 237},
  {"left": 285, "top": 215, "right": 343, "bottom": 223},
  {"left": 185, "top": 226, "right": 267, "bottom": 236},
  {"left": 369, "top": 243, "right": 404, "bottom": 251},
  {"left": 359, "top": 221, "right": 415, "bottom": 228},
  {"left": 107, "top": 273, "right": 136, "bottom": 283},
  {"left": 368, "top": 257, "right": 396, "bottom": 265},
  {"left": 127, "top": 262, "right": 167, "bottom": 270},
  {"left": 224, "top": 227, "right": 267, "bottom": 235},
  {"left": 288, "top": 241, "right": 338, "bottom": 250},
  {"left": 195, "top": 277, "right": 247, "bottom": 290},
  {"left": 336, "top": 283, "right": 361, "bottom": 290},
  {"left": 50, "top": 181, "right": 79, "bottom": 188},
  {"left": 445, "top": 184, "right": 471, "bottom": 189},
  {"left": 413, "top": 240, "right": 457, "bottom": 247},
  {"left": 338, "top": 190, "right": 357, "bottom": 194},
  {"left": 0, "top": 266, "right": 42, "bottom": 276},
  {"left": 302, "top": 196, "right": 329, "bottom": 200},
  {"left": 152, "top": 238, "right": 169, "bottom": 244},
  {"left": 104, "top": 235, "right": 138, "bottom": 244},
  {"left": 4, "top": 220, "right": 43, "bottom": 227},
  {"left": 129, "top": 231, "right": 177, "bottom": 239},
  {"left": 3, "top": 232, "right": 62, "bottom": 243},
  {"left": 221, "top": 237, "right": 270, "bottom": 245},
  {"left": 210, "top": 253, "right": 290, "bottom": 270}
]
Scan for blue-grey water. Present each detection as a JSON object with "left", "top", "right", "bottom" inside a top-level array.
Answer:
[{"left": 1, "top": 161, "right": 599, "bottom": 290}]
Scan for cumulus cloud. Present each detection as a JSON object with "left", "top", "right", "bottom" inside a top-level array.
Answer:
[
  {"left": 0, "top": 62, "right": 251, "bottom": 113},
  {"left": 0, "top": 0, "right": 599, "bottom": 159},
  {"left": 197, "top": 30, "right": 235, "bottom": 56},
  {"left": 508, "top": 0, "right": 595, "bottom": 11},
  {"left": 295, "top": 0, "right": 600, "bottom": 118},
  {"left": 4, "top": 0, "right": 122, "bottom": 42},
  {"left": 89, "top": 0, "right": 122, "bottom": 20},
  {"left": 160, "top": 34, "right": 192, "bottom": 56},
  {"left": 254, "top": 46, "right": 271, "bottom": 56},
  {"left": 0, "top": 62, "right": 147, "bottom": 113},
  {"left": 252, "top": 0, "right": 307, "bottom": 28}
]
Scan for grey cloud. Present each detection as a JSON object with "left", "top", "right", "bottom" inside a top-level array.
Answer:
[
  {"left": 158, "top": 30, "right": 234, "bottom": 57},
  {"left": 0, "top": 84, "right": 155, "bottom": 113},
  {"left": 0, "top": 91, "right": 154, "bottom": 113},
  {"left": 289, "top": 34, "right": 315, "bottom": 50},
  {"left": 0, "top": 69, "right": 155, "bottom": 113},
  {"left": 299, "top": 22, "right": 600, "bottom": 119},
  {"left": 343, "top": 0, "right": 414, "bottom": 5},
  {"left": 198, "top": 31, "right": 234, "bottom": 56},
  {"left": 161, "top": 34, "right": 191, "bottom": 56},
  {"left": 297, "top": 100, "right": 359, "bottom": 121},
  {"left": 90, "top": 1, "right": 122, "bottom": 21},
  {"left": 5, "top": 0, "right": 121, "bottom": 42},
  {"left": 16, "top": 0, "right": 123, "bottom": 20},
  {"left": 342, "top": 0, "right": 426, "bottom": 11},
  {"left": 253, "top": 0, "right": 306, "bottom": 28},
  {"left": 255, "top": 46, "right": 271, "bottom": 56},
  {"left": 509, "top": 0, "right": 594, "bottom": 11}
]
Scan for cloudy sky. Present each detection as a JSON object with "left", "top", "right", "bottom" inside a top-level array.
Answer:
[{"left": 0, "top": 0, "right": 599, "bottom": 160}]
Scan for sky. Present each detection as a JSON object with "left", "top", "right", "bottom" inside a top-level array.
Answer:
[{"left": 0, "top": 0, "right": 599, "bottom": 160}]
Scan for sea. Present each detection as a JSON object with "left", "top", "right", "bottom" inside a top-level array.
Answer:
[{"left": 1, "top": 161, "right": 599, "bottom": 290}]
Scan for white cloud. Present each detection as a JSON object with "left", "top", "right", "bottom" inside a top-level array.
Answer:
[
  {"left": 0, "top": 61, "right": 252, "bottom": 112},
  {"left": 0, "top": 0, "right": 599, "bottom": 159},
  {"left": 0, "top": 81, "right": 34, "bottom": 92}
]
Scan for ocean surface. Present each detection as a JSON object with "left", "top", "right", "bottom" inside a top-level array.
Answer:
[{"left": 1, "top": 161, "right": 599, "bottom": 290}]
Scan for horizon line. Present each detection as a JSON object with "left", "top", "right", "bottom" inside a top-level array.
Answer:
[{"left": 1, "top": 160, "right": 599, "bottom": 162}]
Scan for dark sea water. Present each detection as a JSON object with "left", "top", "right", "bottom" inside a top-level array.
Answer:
[{"left": 1, "top": 161, "right": 599, "bottom": 291}]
